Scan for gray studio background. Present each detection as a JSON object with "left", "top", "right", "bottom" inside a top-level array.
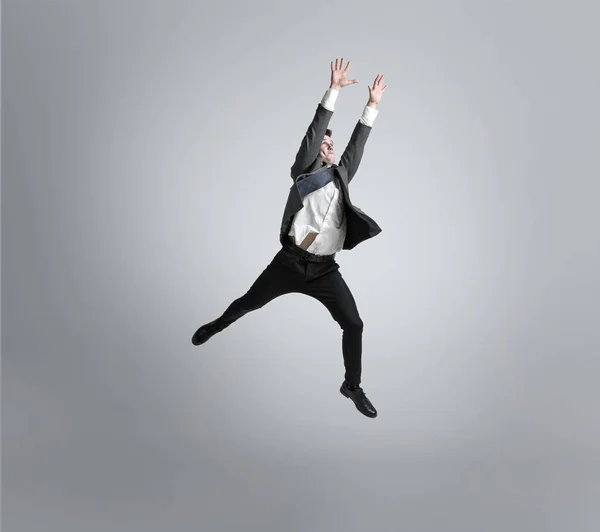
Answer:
[{"left": 3, "top": 0, "right": 599, "bottom": 531}]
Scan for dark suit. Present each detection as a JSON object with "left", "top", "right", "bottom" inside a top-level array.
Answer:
[
  {"left": 210, "top": 101, "right": 382, "bottom": 387},
  {"left": 280, "top": 103, "right": 382, "bottom": 249}
]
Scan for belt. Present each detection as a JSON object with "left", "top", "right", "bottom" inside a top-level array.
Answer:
[{"left": 282, "top": 240, "right": 336, "bottom": 263}]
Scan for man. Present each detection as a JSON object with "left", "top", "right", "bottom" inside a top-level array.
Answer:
[{"left": 192, "top": 58, "right": 387, "bottom": 418}]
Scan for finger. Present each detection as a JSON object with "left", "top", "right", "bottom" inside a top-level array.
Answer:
[
  {"left": 351, "top": 79, "right": 359, "bottom": 84},
  {"left": 382, "top": 85, "right": 388, "bottom": 92},
  {"left": 344, "top": 60, "right": 351, "bottom": 72},
  {"left": 341, "top": 57, "right": 344, "bottom": 70},
  {"left": 331, "top": 61, "right": 334, "bottom": 71},
  {"left": 336, "top": 58, "right": 340, "bottom": 70}
]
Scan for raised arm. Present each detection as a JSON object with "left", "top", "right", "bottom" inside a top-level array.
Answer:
[
  {"left": 339, "top": 74, "right": 388, "bottom": 183},
  {"left": 290, "top": 58, "right": 359, "bottom": 180},
  {"left": 290, "top": 101, "right": 333, "bottom": 180}
]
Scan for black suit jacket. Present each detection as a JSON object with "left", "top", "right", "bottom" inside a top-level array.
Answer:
[{"left": 279, "top": 103, "right": 382, "bottom": 250}]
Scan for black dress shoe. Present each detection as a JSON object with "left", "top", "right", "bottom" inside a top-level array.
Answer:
[
  {"left": 340, "top": 381, "right": 378, "bottom": 418},
  {"left": 191, "top": 319, "right": 221, "bottom": 346}
]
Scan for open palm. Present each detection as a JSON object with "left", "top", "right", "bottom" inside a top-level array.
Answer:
[
  {"left": 330, "top": 58, "right": 358, "bottom": 89},
  {"left": 368, "top": 74, "right": 388, "bottom": 104}
]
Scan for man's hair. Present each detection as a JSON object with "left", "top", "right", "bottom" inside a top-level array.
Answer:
[{"left": 325, "top": 129, "right": 332, "bottom": 138}]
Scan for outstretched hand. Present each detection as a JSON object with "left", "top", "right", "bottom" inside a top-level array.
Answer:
[
  {"left": 368, "top": 74, "right": 388, "bottom": 106},
  {"left": 330, "top": 58, "right": 359, "bottom": 90}
]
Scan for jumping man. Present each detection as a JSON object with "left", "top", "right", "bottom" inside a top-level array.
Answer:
[{"left": 192, "top": 58, "right": 388, "bottom": 418}]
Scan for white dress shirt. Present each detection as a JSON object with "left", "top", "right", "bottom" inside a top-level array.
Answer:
[{"left": 288, "top": 88, "right": 378, "bottom": 255}]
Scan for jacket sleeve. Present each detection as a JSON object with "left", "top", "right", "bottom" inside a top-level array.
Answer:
[
  {"left": 290, "top": 104, "right": 334, "bottom": 180},
  {"left": 338, "top": 121, "right": 372, "bottom": 184}
]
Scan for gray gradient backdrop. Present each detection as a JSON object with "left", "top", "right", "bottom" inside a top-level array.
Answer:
[{"left": 3, "top": 1, "right": 600, "bottom": 531}]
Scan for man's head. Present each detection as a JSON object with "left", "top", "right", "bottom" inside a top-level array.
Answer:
[{"left": 319, "top": 128, "right": 335, "bottom": 166}]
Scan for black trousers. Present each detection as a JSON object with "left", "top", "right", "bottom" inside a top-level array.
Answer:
[{"left": 212, "top": 242, "right": 364, "bottom": 386}]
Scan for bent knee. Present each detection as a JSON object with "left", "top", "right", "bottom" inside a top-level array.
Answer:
[{"left": 343, "top": 316, "right": 363, "bottom": 331}]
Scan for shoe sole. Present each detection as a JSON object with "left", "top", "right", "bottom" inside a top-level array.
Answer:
[{"left": 191, "top": 331, "right": 213, "bottom": 346}]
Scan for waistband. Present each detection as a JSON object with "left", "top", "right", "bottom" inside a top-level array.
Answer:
[{"left": 282, "top": 240, "right": 336, "bottom": 262}]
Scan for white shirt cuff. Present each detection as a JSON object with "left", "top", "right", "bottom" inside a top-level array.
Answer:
[
  {"left": 320, "top": 88, "right": 339, "bottom": 112},
  {"left": 359, "top": 105, "right": 378, "bottom": 127}
]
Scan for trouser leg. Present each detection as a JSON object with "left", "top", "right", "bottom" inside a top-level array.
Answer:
[
  {"left": 302, "top": 267, "right": 364, "bottom": 386},
  {"left": 215, "top": 254, "right": 299, "bottom": 331}
]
